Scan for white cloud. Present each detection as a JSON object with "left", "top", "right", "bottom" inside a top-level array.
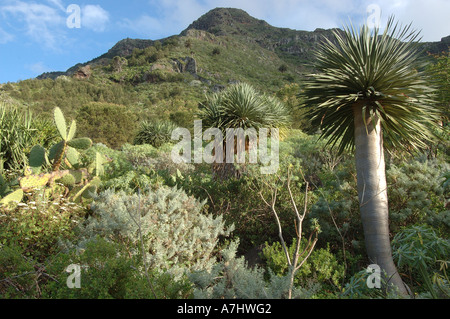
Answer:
[
  {"left": 45, "top": 0, "right": 65, "bottom": 12},
  {"left": 119, "top": 15, "right": 163, "bottom": 38},
  {"left": 0, "top": 27, "right": 14, "bottom": 44},
  {"left": 27, "top": 61, "right": 52, "bottom": 75},
  {"left": 0, "top": 1, "right": 111, "bottom": 51},
  {"left": 370, "top": 0, "right": 450, "bottom": 41},
  {"left": 136, "top": 0, "right": 449, "bottom": 41},
  {"left": 0, "top": 1, "right": 65, "bottom": 49},
  {"left": 119, "top": 0, "right": 208, "bottom": 39},
  {"left": 82, "top": 5, "right": 110, "bottom": 32}
]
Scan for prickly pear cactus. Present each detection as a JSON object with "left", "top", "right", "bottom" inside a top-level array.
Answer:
[
  {"left": 56, "top": 173, "right": 76, "bottom": 188},
  {"left": 51, "top": 107, "right": 92, "bottom": 171},
  {"left": 28, "top": 108, "right": 93, "bottom": 172},
  {"left": 65, "top": 147, "right": 80, "bottom": 167},
  {"left": 19, "top": 171, "right": 70, "bottom": 192},
  {"left": 67, "top": 138, "right": 93, "bottom": 150},
  {"left": 0, "top": 189, "right": 24, "bottom": 210},
  {"left": 19, "top": 174, "right": 51, "bottom": 191},
  {"left": 29, "top": 145, "right": 46, "bottom": 174},
  {"left": 20, "top": 107, "right": 103, "bottom": 202}
]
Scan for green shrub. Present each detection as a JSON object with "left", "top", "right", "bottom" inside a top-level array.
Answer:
[
  {"left": 84, "top": 143, "right": 134, "bottom": 180},
  {"left": 42, "top": 238, "right": 193, "bottom": 299},
  {"left": 0, "top": 185, "right": 85, "bottom": 260},
  {"left": 76, "top": 102, "right": 138, "bottom": 149},
  {"left": 387, "top": 159, "right": 449, "bottom": 233},
  {"left": 0, "top": 245, "right": 37, "bottom": 298},
  {"left": 340, "top": 267, "right": 400, "bottom": 299},
  {"left": 170, "top": 111, "right": 195, "bottom": 129},
  {"left": 73, "top": 186, "right": 234, "bottom": 280},
  {"left": 0, "top": 103, "right": 34, "bottom": 170},
  {"left": 262, "top": 239, "right": 345, "bottom": 290},
  {"left": 392, "top": 224, "right": 450, "bottom": 298}
]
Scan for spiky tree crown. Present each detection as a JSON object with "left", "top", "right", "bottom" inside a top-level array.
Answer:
[{"left": 303, "top": 17, "right": 440, "bottom": 154}]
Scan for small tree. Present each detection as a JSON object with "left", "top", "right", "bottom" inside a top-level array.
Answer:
[
  {"left": 257, "top": 168, "right": 320, "bottom": 299},
  {"left": 302, "top": 17, "right": 441, "bottom": 295}
]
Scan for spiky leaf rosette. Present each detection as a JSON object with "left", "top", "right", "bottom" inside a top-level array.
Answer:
[
  {"left": 302, "top": 17, "right": 440, "bottom": 154},
  {"left": 200, "top": 83, "right": 291, "bottom": 131}
]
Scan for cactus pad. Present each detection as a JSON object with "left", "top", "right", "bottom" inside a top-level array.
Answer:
[
  {"left": 20, "top": 174, "right": 51, "bottom": 191},
  {"left": 54, "top": 107, "right": 67, "bottom": 140},
  {"left": 49, "top": 141, "right": 66, "bottom": 161},
  {"left": 29, "top": 145, "right": 46, "bottom": 173},
  {"left": 66, "top": 147, "right": 80, "bottom": 166},
  {"left": 67, "top": 138, "right": 93, "bottom": 150},
  {"left": 67, "top": 120, "right": 77, "bottom": 141},
  {"left": 0, "top": 189, "right": 24, "bottom": 210},
  {"left": 56, "top": 173, "right": 76, "bottom": 188}
]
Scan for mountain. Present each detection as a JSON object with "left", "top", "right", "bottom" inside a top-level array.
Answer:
[
  {"left": 1, "top": 7, "right": 448, "bottom": 145},
  {"left": 181, "top": 8, "right": 344, "bottom": 65},
  {"left": 38, "top": 7, "right": 450, "bottom": 80}
]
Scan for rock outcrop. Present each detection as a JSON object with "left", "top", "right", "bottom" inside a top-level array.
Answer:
[{"left": 73, "top": 65, "right": 92, "bottom": 80}]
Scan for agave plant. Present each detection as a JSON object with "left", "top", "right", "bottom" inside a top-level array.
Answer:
[{"left": 302, "top": 17, "right": 440, "bottom": 295}]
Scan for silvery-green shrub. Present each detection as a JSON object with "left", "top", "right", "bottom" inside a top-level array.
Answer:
[
  {"left": 189, "top": 240, "right": 319, "bottom": 299},
  {"left": 75, "top": 186, "right": 234, "bottom": 280}
]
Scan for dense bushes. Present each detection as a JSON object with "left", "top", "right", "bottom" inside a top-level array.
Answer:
[
  {"left": 76, "top": 102, "right": 138, "bottom": 149},
  {"left": 262, "top": 240, "right": 345, "bottom": 292},
  {"left": 1, "top": 103, "right": 448, "bottom": 299},
  {"left": 0, "top": 103, "right": 34, "bottom": 170},
  {"left": 43, "top": 238, "right": 193, "bottom": 299},
  {"left": 387, "top": 159, "right": 449, "bottom": 233},
  {"left": 189, "top": 240, "right": 319, "bottom": 299},
  {"left": 392, "top": 225, "right": 450, "bottom": 298}
]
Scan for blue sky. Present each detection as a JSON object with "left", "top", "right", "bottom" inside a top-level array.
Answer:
[{"left": 1, "top": 0, "right": 449, "bottom": 84}]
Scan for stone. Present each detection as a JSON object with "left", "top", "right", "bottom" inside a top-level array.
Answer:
[
  {"left": 172, "top": 57, "right": 197, "bottom": 74},
  {"left": 73, "top": 65, "right": 92, "bottom": 79}
]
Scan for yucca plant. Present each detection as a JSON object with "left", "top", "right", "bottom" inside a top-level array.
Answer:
[
  {"left": 199, "top": 83, "right": 291, "bottom": 178},
  {"left": 200, "top": 83, "right": 291, "bottom": 131},
  {"left": 134, "top": 120, "right": 178, "bottom": 148},
  {"left": 302, "top": 17, "right": 440, "bottom": 296}
]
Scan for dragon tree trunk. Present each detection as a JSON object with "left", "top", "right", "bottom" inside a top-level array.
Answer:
[{"left": 353, "top": 103, "right": 409, "bottom": 296}]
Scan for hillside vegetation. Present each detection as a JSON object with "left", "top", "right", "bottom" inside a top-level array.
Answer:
[{"left": 0, "top": 8, "right": 449, "bottom": 300}]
